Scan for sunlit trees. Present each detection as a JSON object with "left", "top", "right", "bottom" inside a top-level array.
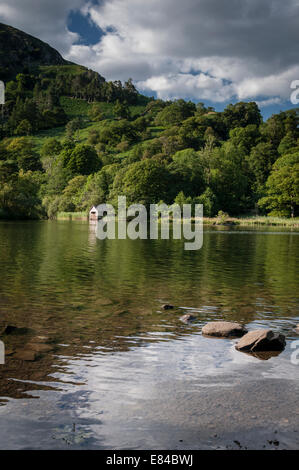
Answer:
[
  {"left": 258, "top": 153, "right": 299, "bottom": 217},
  {"left": 61, "top": 144, "right": 102, "bottom": 176},
  {"left": 111, "top": 159, "right": 170, "bottom": 206}
]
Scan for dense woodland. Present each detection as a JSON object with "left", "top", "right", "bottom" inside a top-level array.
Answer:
[{"left": 0, "top": 65, "right": 298, "bottom": 219}]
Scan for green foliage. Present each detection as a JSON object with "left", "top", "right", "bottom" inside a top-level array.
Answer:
[
  {"left": 15, "top": 119, "right": 32, "bottom": 136},
  {"left": 258, "top": 153, "right": 299, "bottom": 217},
  {"left": 174, "top": 191, "right": 192, "bottom": 208},
  {"left": 114, "top": 100, "right": 131, "bottom": 120},
  {"left": 223, "top": 102, "right": 262, "bottom": 130},
  {"left": 61, "top": 143, "right": 102, "bottom": 176},
  {"left": 0, "top": 170, "right": 43, "bottom": 218},
  {"left": 88, "top": 103, "right": 104, "bottom": 122},
  {"left": 277, "top": 132, "right": 298, "bottom": 155},
  {"left": 248, "top": 142, "right": 277, "bottom": 194},
  {"left": 40, "top": 138, "right": 62, "bottom": 158},
  {"left": 216, "top": 210, "right": 230, "bottom": 224},
  {"left": 196, "top": 188, "right": 218, "bottom": 217},
  {"left": 65, "top": 118, "right": 83, "bottom": 140},
  {"left": 111, "top": 159, "right": 171, "bottom": 206},
  {"left": 58, "top": 175, "right": 88, "bottom": 212},
  {"left": 98, "top": 120, "right": 138, "bottom": 147},
  {"left": 155, "top": 100, "right": 196, "bottom": 127},
  {"left": 0, "top": 56, "right": 298, "bottom": 222},
  {"left": 6, "top": 137, "right": 42, "bottom": 171}
]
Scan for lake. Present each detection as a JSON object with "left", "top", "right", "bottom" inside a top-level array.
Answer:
[{"left": 0, "top": 220, "right": 298, "bottom": 449}]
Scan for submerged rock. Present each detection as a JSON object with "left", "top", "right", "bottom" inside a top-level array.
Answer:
[
  {"left": 235, "top": 329, "right": 286, "bottom": 352},
  {"left": 242, "top": 350, "right": 283, "bottom": 361},
  {"left": 5, "top": 348, "right": 15, "bottom": 356},
  {"left": 1, "top": 325, "right": 32, "bottom": 336},
  {"left": 26, "top": 343, "right": 54, "bottom": 353},
  {"left": 202, "top": 321, "right": 247, "bottom": 338},
  {"left": 32, "top": 336, "right": 50, "bottom": 343},
  {"left": 14, "top": 350, "right": 39, "bottom": 361},
  {"left": 180, "top": 314, "right": 197, "bottom": 323},
  {"left": 162, "top": 304, "right": 174, "bottom": 310}
]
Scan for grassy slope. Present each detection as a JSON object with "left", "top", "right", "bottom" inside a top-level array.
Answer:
[
  {"left": 33, "top": 97, "right": 165, "bottom": 157},
  {"left": 38, "top": 64, "right": 87, "bottom": 76},
  {"left": 33, "top": 97, "right": 152, "bottom": 151}
]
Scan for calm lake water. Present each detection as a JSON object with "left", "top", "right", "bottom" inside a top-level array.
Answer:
[{"left": 0, "top": 220, "right": 298, "bottom": 450}]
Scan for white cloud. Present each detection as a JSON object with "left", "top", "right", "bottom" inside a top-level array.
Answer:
[
  {"left": 67, "top": 0, "right": 299, "bottom": 105},
  {"left": 1, "top": 0, "right": 299, "bottom": 106},
  {"left": 0, "top": 0, "right": 84, "bottom": 54},
  {"left": 138, "top": 73, "right": 236, "bottom": 102}
]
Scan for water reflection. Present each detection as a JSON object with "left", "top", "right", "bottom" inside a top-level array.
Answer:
[{"left": 0, "top": 221, "right": 298, "bottom": 449}]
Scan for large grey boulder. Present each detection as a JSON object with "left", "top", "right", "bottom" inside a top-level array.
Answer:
[
  {"left": 235, "top": 329, "right": 286, "bottom": 352},
  {"left": 202, "top": 321, "right": 247, "bottom": 338}
]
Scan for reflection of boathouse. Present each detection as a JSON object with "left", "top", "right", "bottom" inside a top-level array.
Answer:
[{"left": 89, "top": 206, "right": 99, "bottom": 221}]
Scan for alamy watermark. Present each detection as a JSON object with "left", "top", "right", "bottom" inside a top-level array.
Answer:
[
  {"left": 290, "top": 80, "right": 299, "bottom": 104},
  {"left": 291, "top": 340, "right": 299, "bottom": 365},
  {"left": 93, "top": 197, "right": 203, "bottom": 250},
  {"left": 0, "top": 80, "right": 4, "bottom": 105},
  {"left": 0, "top": 340, "right": 4, "bottom": 364}
]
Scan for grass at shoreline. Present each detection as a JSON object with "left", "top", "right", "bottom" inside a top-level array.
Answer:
[
  {"left": 55, "top": 212, "right": 299, "bottom": 227},
  {"left": 202, "top": 216, "right": 299, "bottom": 227},
  {"left": 57, "top": 211, "right": 88, "bottom": 220}
]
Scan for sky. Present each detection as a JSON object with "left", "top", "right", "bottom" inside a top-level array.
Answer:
[{"left": 0, "top": 0, "right": 299, "bottom": 118}]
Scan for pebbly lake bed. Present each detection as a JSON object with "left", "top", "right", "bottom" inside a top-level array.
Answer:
[{"left": 0, "top": 220, "right": 298, "bottom": 450}]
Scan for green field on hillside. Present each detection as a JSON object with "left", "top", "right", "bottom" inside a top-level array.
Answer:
[{"left": 32, "top": 97, "right": 153, "bottom": 151}]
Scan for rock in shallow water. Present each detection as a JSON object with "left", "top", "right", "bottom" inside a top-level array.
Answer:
[
  {"left": 162, "top": 304, "right": 174, "bottom": 310},
  {"left": 1, "top": 325, "right": 32, "bottom": 336},
  {"left": 26, "top": 343, "right": 54, "bottom": 353},
  {"left": 180, "top": 314, "right": 197, "bottom": 323},
  {"left": 202, "top": 321, "right": 247, "bottom": 338},
  {"left": 13, "top": 350, "right": 39, "bottom": 361},
  {"left": 235, "top": 329, "right": 286, "bottom": 352}
]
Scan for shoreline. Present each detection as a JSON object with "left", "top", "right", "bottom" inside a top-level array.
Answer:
[{"left": 54, "top": 212, "right": 299, "bottom": 228}]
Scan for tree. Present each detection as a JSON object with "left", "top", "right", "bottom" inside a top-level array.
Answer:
[
  {"left": 174, "top": 191, "right": 192, "bottom": 208},
  {"left": 0, "top": 170, "right": 42, "bottom": 219},
  {"left": 6, "top": 137, "right": 42, "bottom": 172},
  {"left": 40, "top": 138, "right": 62, "bottom": 159},
  {"left": 111, "top": 159, "right": 171, "bottom": 206},
  {"left": 79, "top": 165, "right": 121, "bottom": 209},
  {"left": 258, "top": 153, "right": 299, "bottom": 217},
  {"left": 58, "top": 175, "right": 87, "bottom": 212},
  {"left": 65, "top": 118, "right": 82, "bottom": 140},
  {"left": 15, "top": 119, "right": 32, "bottom": 136},
  {"left": 87, "top": 129, "right": 100, "bottom": 146},
  {"left": 277, "top": 132, "right": 298, "bottom": 155},
  {"left": 155, "top": 100, "right": 196, "bottom": 127},
  {"left": 63, "top": 144, "right": 102, "bottom": 175},
  {"left": 114, "top": 100, "right": 131, "bottom": 120},
  {"left": 228, "top": 125, "right": 260, "bottom": 155},
  {"left": 99, "top": 120, "right": 137, "bottom": 147},
  {"left": 248, "top": 142, "right": 277, "bottom": 194},
  {"left": 195, "top": 188, "right": 218, "bottom": 217},
  {"left": 0, "top": 160, "right": 18, "bottom": 184},
  {"left": 88, "top": 103, "right": 103, "bottom": 122},
  {"left": 208, "top": 144, "right": 250, "bottom": 214},
  {"left": 223, "top": 102, "right": 262, "bottom": 130}
]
